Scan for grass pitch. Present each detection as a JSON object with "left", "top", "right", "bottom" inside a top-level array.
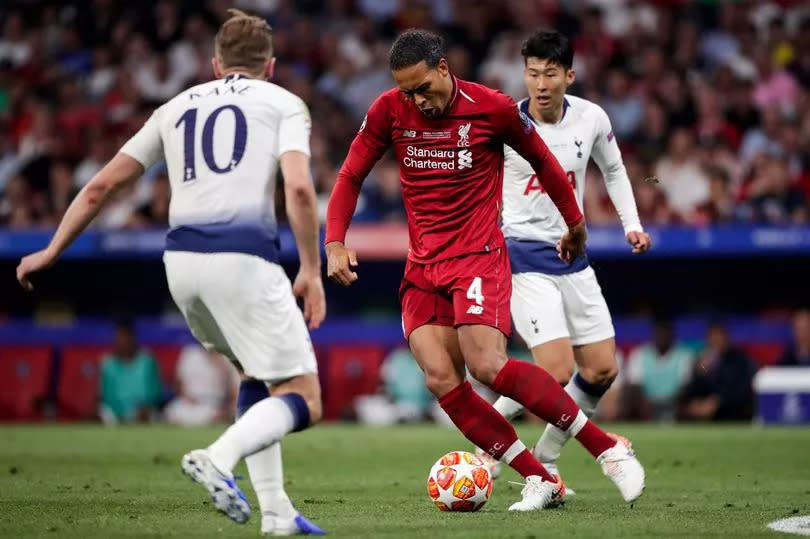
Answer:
[{"left": 1, "top": 423, "right": 808, "bottom": 538}]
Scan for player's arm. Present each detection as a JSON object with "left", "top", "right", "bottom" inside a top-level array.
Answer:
[
  {"left": 16, "top": 153, "right": 145, "bottom": 290},
  {"left": 497, "top": 98, "right": 586, "bottom": 262},
  {"left": 16, "top": 113, "right": 163, "bottom": 290},
  {"left": 325, "top": 97, "right": 391, "bottom": 286},
  {"left": 279, "top": 99, "right": 325, "bottom": 329},
  {"left": 591, "top": 107, "right": 650, "bottom": 254}
]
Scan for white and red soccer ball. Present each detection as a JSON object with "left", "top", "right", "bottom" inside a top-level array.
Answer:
[{"left": 426, "top": 451, "right": 493, "bottom": 512}]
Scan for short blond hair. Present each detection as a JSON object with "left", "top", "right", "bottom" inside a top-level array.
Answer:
[{"left": 214, "top": 9, "right": 273, "bottom": 73}]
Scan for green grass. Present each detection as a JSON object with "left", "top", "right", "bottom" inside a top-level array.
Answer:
[{"left": 0, "top": 423, "right": 808, "bottom": 538}]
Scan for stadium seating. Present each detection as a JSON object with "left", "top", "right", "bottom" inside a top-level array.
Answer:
[
  {"left": 741, "top": 342, "right": 785, "bottom": 367},
  {"left": 0, "top": 346, "right": 53, "bottom": 421},
  {"left": 57, "top": 345, "right": 108, "bottom": 420},
  {"left": 323, "top": 345, "right": 386, "bottom": 420}
]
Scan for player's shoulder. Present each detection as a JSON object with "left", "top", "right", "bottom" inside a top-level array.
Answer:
[
  {"left": 253, "top": 80, "right": 307, "bottom": 108},
  {"left": 369, "top": 87, "right": 402, "bottom": 112},
  {"left": 565, "top": 94, "right": 609, "bottom": 123}
]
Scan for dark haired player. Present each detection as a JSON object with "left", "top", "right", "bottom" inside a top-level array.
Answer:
[
  {"left": 481, "top": 31, "right": 650, "bottom": 494},
  {"left": 325, "top": 29, "right": 644, "bottom": 510}
]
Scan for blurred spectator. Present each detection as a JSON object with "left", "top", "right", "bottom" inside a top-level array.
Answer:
[
  {"left": 780, "top": 308, "right": 810, "bottom": 366},
  {"left": 1, "top": 1, "right": 810, "bottom": 231},
  {"left": 679, "top": 322, "right": 756, "bottom": 422},
  {"left": 633, "top": 98, "right": 669, "bottom": 162},
  {"left": 130, "top": 171, "right": 170, "bottom": 228},
  {"left": 743, "top": 157, "right": 808, "bottom": 224},
  {"left": 752, "top": 48, "right": 799, "bottom": 113},
  {"left": 602, "top": 68, "right": 644, "bottom": 140},
  {"left": 355, "top": 346, "right": 433, "bottom": 425},
  {"left": 357, "top": 159, "right": 405, "bottom": 222},
  {"left": 43, "top": 159, "right": 79, "bottom": 226},
  {"left": 624, "top": 317, "right": 695, "bottom": 421},
  {"left": 692, "top": 165, "right": 741, "bottom": 225},
  {"left": 655, "top": 128, "right": 709, "bottom": 218},
  {"left": 99, "top": 320, "right": 163, "bottom": 424},
  {"left": 0, "top": 11, "right": 31, "bottom": 68},
  {"left": 739, "top": 106, "right": 785, "bottom": 167},
  {"left": 165, "top": 345, "right": 239, "bottom": 426}
]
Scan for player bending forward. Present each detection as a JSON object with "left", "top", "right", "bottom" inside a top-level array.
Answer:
[
  {"left": 17, "top": 10, "right": 326, "bottom": 536},
  {"left": 481, "top": 30, "right": 652, "bottom": 488},
  {"left": 325, "top": 29, "right": 644, "bottom": 510}
]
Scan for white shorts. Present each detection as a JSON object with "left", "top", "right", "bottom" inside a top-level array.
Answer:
[
  {"left": 163, "top": 251, "right": 317, "bottom": 384},
  {"left": 511, "top": 266, "right": 614, "bottom": 349}
]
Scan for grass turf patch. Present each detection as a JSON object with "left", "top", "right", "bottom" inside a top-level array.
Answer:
[{"left": 0, "top": 423, "right": 808, "bottom": 538}]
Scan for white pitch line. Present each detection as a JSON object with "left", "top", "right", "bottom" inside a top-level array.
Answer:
[{"left": 767, "top": 516, "right": 810, "bottom": 536}]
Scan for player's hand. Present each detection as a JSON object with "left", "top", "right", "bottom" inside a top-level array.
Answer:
[
  {"left": 292, "top": 268, "right": 326, "bottom": 330},
  {"left": 626, "top": 230, "right": 651, "bottom": 254},
  {"left": 557, "top": 221, "right": 587, "bottom": 263},
  {"left": 325, "top": 241, "right": 359, "bottom": 287},
  {"left": 16, "top": 248, "right": 56, "bottom": 291}
]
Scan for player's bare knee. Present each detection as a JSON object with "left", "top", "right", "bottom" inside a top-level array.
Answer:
[
  {"left": 547, "top": 360, "right": 575, "bottom": 385},
  {"left": 466, "top": 350, "right": 507, "bottom": 386},
  {"left": 579, "top": 363, "right": 618, "bottom": 387},
  {"left": 306, "top": 397, "right": 323, "bottom": 424},
  {"left": 424, "top": 371, "right": 463, "bottom": 398},
  {"left": 272, "top": 373, "right": 322, "bottom": 427}
]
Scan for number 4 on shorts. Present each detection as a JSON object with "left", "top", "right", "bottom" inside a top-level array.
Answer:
[{"left": 466, "top": 277, "right": 484, "bottom": 305}]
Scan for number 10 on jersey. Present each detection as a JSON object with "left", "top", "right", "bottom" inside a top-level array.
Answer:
[{"left": 175, "top": 105, "right": 248, "bottom": 181}]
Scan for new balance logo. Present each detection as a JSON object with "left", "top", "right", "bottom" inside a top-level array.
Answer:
[
  {"left": 458, "top": 149, "right": 473, "bottom": 169},
  {"left": 466, "top": 305, "right": 484, "bottom": 315},
  {"left": 403, "top": 129, "right": 417, "bottom": 138}
]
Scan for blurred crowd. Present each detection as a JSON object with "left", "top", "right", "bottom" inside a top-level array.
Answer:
[
  {"left": 358, "top": 308, "right": 810, "bottom": 426},
  {"left": 2, "top": 0, "right": 810, "bottom": 229}
]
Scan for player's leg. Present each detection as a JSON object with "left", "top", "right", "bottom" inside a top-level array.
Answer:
[
  {"left": 164, "top": 252, "right": 254, "bottom": 524},
  {"left": 492, "top": 271, "right": 574, "bottom": 420},
  {"left": 408, "top": 324, "right": 557, "bottom": 487},
  {"left": 454, "top": 249, "right": 643, "bottom": 503},
  {"left": 533, "top": 339, "right": 617, "bottom": 462},
  {"left": 232, "top": 374, "right": 325, "bottom": 536},
  {"left": 401, "top": 266, "right": 557, "bottom": 491},
  {"left": 171, "top": 253, "right": 324, "bottom": 530},
  {"left": 533, "top": 268, "right": 620, "bottom": 470}
]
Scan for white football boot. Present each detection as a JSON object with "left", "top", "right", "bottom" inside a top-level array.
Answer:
[
  {"left": 597, "top": 435, "right": 645, "bottom": 502},
  {"left": 474, "top": 446, "right": 502, "bottom": 479},
  {"left": 181, "top": 449, "right": 251, "bottom": 524},
  {"left": 507, "top": 474, "right": 565, "bottom": 511},
  {"left": 540, "top": 461, "right": 575, "bottom": 497},
  {"left": 261, "top": 513, "right": 326, "bottom": 536}
]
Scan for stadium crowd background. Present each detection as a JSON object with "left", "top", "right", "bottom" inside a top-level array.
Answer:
[
  {"left": 2, "top": 0, "right": 810, "bottom": 228},
  {"left": 1, "top": 1, "right": 810, "bottom": 425}
]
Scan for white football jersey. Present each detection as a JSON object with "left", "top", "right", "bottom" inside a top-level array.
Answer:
[
  {"left": 121, "top": 74, "right": 311, "bottom": 261},
  {"left": 502, "top": 95, "right": 640, "bottom": 247}
]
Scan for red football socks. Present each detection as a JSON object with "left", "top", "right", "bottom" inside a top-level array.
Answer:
[
  {"left": 491, "top": 359, "right": 616, "bottom": 458},
  {"left": 439, "top": 381, "right": 554, "bottom": 481}
]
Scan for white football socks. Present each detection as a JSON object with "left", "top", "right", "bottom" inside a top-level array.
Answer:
[
  {"left": 492, "top": 396, "right": 524, "bottom": 420},
  {"left": 246, "top": 442, "right": 297, "bottom": 519},
  {"left": 208, "top": 397, "right": 295, "bottom": 474},
  {"left": 534, "top": 379, "right": 602, "bottom": 463}
]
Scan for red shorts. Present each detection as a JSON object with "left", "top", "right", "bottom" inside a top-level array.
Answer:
[{"left": 399, "top": 247, "right": 512, "bottom": 339}]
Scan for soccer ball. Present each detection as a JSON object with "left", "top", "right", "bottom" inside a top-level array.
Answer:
[{"left": 426, "top": 451, "right": 493, "bottom": 512}]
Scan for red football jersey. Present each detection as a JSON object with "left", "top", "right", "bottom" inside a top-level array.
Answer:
[{"left": 326, "top": 75, "right": 582, "bottom": 264}]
